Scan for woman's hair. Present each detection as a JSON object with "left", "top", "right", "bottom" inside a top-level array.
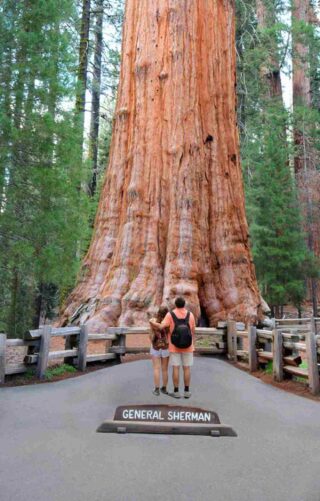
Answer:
[{"left": 156, "top": 306, "right": 169, "bottom": 322}]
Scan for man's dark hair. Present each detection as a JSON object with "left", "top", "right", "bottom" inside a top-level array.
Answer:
[{"left": 175, "top": 297, "right": 186, "bottom": 308}]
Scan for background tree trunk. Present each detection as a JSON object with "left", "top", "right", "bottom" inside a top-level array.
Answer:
[
  {"left": 76, "top": 0, "right": 91, "bottom": 153},
  {"left": 88, "top": 0, "right": 104, "bottom": 197},
  {"left": 60, "top": 0, "right": 262, "bottom": 331},
  {"left": 256, "top": 0, "right": 282, "bottom": 99}
]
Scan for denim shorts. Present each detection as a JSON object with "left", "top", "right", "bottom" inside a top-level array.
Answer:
[{"left": 150, "top": 347, "right": 170, "bottom": 358}]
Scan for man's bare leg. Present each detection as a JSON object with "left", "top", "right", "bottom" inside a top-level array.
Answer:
[
  {"left": 183, "top": 366, "right": 191, "bottom": 387},
  {"left": 172, "top": 366, "right": 180, "bottom": 389},
  {"left": 183, "top": 366, "right": 191, "bottom": 398}
]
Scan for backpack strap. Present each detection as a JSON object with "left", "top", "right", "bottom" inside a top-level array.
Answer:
[
  {"left": 170, "top": 310, "right": 178, "bottom": 326},
  {"left": 171, "top": 310, "right": 190, "bottom": 325}
]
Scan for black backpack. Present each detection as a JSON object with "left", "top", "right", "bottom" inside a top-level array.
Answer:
[{"left": 170, "top": 311, "right": 192, "bottom": 349}]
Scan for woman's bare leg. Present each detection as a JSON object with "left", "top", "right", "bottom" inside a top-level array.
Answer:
[
  {"left": 152, "top": 356, "right": 161, "bottom": 387},
  {"left": 161, "top": 356, "right": 169, "bottom": 388}
]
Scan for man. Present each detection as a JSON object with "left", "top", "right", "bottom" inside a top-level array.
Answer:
[{"left": 149, "top": 297, "right": 196, "bottom": 399}]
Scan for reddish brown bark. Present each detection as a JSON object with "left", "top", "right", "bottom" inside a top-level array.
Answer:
[
  {"left": 292, "top": 0, "right": 311, "bottom": 111},
  {"left": 60, "top": 0, "right": 263, "bottom": 331},
  {"left": 293, "top": 0, "right": 311, "bottom": 175}
]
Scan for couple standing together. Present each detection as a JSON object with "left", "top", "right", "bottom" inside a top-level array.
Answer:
[{"left": 149, "top": 297, "right": 196, "bottom": 399}]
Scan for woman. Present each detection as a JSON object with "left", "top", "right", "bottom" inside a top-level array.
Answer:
[{"left": 149, "top": 306, "right": 170, "bottom": 396}]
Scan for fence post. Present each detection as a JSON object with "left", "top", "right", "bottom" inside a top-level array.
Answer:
[
  {"left": 248, "top": 326, "right": 258, "bottom": 372},
  {"left": 0, "top": 333, "right": 6, "bottom": 384},
  {"left": 36, "top": 325, "right": 51, "bottom": 380},
  {"left": 118, "top": 334, "right": 126, "bottom": 352},
  {"left": 64, "top": 331, "right": 78, "bottom": 366},
  {"left": 273, "top": 329, "right": 283, "bottom": 382},
  {"left": 227, "top": 321, "right": 237, "bottom": 361},
  {"left": 78, "top": 324, "right": 89, "bottom": 371},
  {"left": 306, "top": 318, "right": 320, "bottom": 395},
  {"left": 109, "top": 328, "right": 126, "bottom": 364},
  {"left": 264, "top": 318, "right": 275, "bottom": 353}
]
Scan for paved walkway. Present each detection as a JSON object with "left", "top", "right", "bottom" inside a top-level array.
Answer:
[{"left": 1, "top": 358, "right": 320, "bottom": 501}]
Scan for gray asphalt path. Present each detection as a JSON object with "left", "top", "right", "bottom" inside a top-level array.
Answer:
[{"left": 1, "top": 358, "right": 320, "bottom": 501}]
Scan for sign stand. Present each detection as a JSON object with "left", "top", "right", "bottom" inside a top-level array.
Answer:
[{"left": 97, "top": 405, "right": 237, "bottom": 437}]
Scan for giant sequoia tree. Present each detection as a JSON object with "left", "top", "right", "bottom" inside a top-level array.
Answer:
[{"left": 60, "top": 0, "right": 263, "bottom": 331}]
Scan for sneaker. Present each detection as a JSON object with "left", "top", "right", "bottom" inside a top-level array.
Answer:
[
  {"left": 160, "top": 387, "right": 168, "bottom": 395},
  {"left": 184, "top": 391, "right": 191, "bottom": 399},
  {"left": 152, "top": 388, "right": 160, "bottom": 396},
  {"left": 169, "top": 391, "right": 181, "bottom": 399}
]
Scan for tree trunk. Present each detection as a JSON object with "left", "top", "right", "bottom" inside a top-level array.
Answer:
[
  {"left": 292, "top": 0, "right": 311, "bottom": 112},
  {"left": 0, "top": 46, "right": 13, "bottom": 211},
  {"left": 88, "top": 0, "right": 104, "bottom": 197},
  {"left": 76, "top": 0, "right": 91, "bottom": 151},
  {"left": 8, "top": 268, "right": 19, "bottom": 337},
  {"left": 256, "top": 0, "right": 282, "bottom": 99},
  {"left": 60, "top": 0, "right": 263, "bottom": 331}
]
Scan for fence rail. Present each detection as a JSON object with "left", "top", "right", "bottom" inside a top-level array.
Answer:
[
  {"left": 1, "top": 318, "right": 320, "bottom": 395},
  {"left": 227, "top": 318, "right": 320, "bottom": 395}
]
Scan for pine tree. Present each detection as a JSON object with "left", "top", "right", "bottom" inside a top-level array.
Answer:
[
  {"left": 245, "top": 104, "right": 312, "bottom": 315},
  {"left": 292, "top": 0, "right": 320, "bottom": 312},
  {"left": 238, "top": 0, "right": 315, "bottom": 315},
  {"left": 0, "top": 0, "right": 90, "bottom": 336}
]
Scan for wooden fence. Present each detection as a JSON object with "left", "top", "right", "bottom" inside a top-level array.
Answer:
[
  {"left": 1, "top": 318, "right": 320, "bottom": 395},
  {"left": 227, "top": 318, "right": 320, "bottom": 395}
]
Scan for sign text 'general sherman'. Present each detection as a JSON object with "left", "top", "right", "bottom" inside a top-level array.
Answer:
[
  {"left": 97, "top": 404, "right": 237, "bottom": 436},
  {"left": 114, "top": 405, "right": 220, "bottom": 424}
]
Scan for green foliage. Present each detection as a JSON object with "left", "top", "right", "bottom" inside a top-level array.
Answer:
[
  {"left": 25, "top": 368, "right": 36, "bottom": 379},
  {"left": 236, "top": 0, "right": 318, "bottom": 312},
  {"left": 44, "top": 363, "right": 77, "bottom": 380},
  {"left": 265, "top": 361, "right": 273, "bottom": 375},
  {"left": 0, "top": 0, "right": 91, "bottom": 336},
  {"left": 1, "top": 0, "right": 319, "bottom": 337},
  {"left": 245, "top": 105, "right": 312, "bottom": 308}
]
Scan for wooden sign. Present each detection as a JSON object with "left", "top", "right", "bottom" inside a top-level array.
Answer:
[
  {"left": 97, "top": 404, "right": 237, "bottom": 437},
  {"left": 114, "top": 405, "right": 220, "bottom": 424}
]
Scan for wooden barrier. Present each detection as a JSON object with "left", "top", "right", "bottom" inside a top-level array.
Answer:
[
  {"left": 305, "top": 319, "right": 320, "bottom": 395},
  {"left": 248, "top": 326, "right": 258, "bottom": 372},
  {"left": 221, "top": 317, "right": 320, "bottom": 395},
  {"left": 1, "top": 318, "right": 319, "bottom": 395},
  {"left": 37, "top": 325, "right": 51, "bottom": 379},
  {"left": 227, "top": 321, "right": 237, "bottom": 361},
  {"left": 0, "top": 333, "right": 6, "bottom": 384},
  {"left": 1, "top": 325, "right": 227, "bottom": 383},
  {"left": 1, "top": 324, "right": 97, "bottom": 382},
  {"left": 273, "top": 329, "right": 283, "bottom": 382},
  {"left": 78, "top": 324, "right": 89, "bottom": 371}
]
